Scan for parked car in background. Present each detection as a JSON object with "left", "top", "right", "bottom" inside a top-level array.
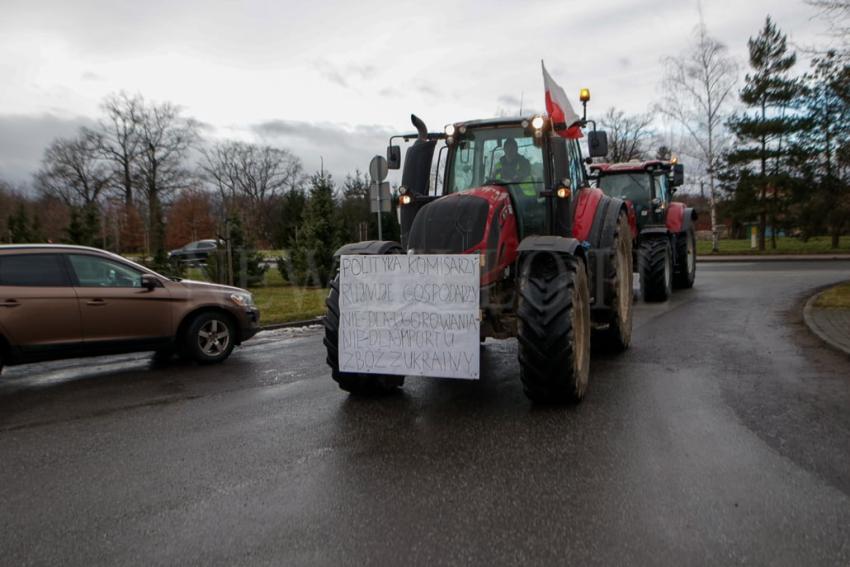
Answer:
[
  {"left": 168, "top": 239, "right": 220, "bottom": 262},
  {"left": 0, "top": 245, "right": 260, "bottom": 375}
]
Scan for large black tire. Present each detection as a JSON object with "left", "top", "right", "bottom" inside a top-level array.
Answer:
[
  {"left": 593, "top": 210, "right": 634, "bottom": 352},
  {"left": 674, "top": 229, "right": 696, "bottom": 289},
  {"left": 639, "top": 238, "right": 673, "bottom": 302},
  {"left": 183, "top": 311, "right": 236, "bottom": 364},
  {"left": 517, "top": 252, "right": 591, "bottom": 404},
  {"left": 324, "top": 276, "right": 404, "bottom": 396}
]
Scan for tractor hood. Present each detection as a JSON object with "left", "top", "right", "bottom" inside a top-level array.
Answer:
[
  {"left": 406, "top": 185, "right": 519, "bottom": 285},
  {"left": 407, "top": 191, "right": 490, "bottom": 254}
]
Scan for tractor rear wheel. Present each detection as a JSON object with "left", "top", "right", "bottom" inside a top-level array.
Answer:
[
  {"left": 674, "top": 229, "right": 696, "bottom": 289},
  {"left": 517, "top": 252, "right": 591, "bottom": 404},
  {"left": 594, "top": 210, "right": 633, "bottom": 352},
  {"left": 324, "top": 274, "right": 404, "bottom": 395},
  {"left": 640, "top": 238, "right": 673, "bottom": 302}
]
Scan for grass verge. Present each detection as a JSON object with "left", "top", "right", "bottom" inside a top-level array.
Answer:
[
  {"left": 250, "top": 270, "right": 326, "bottom": 325},
  {"left": 697, "top": 236, "right": 850, "bottom": 255},
  {"left": 815, "top": 282, "right": 850, "bottom": 309},
  {"left": 181, "top": 265, "right": 326, "bottom": 325}
]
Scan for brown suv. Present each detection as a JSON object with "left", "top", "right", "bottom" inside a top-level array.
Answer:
[{"left": 0, "top": 245, "right": 260, "bottom": 374}]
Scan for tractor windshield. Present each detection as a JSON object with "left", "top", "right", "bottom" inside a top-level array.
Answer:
[
  {"left": 446, "top": 126, "right": 546, "bottom": 236},
  {"left": 598, "top": 173, "right": 651, "bottom": 203}
]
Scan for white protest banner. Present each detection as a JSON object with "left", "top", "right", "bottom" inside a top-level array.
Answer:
[{"left": 338, "top": 254, "right": 480, "bottom": 380}]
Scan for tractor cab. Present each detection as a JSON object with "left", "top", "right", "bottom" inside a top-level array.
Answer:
[
  {"left": 390, "top": 115, "right": 606, "bottom": 257},
  {"left": 591, "top": 160, "right": 684, "bottom": 231}
]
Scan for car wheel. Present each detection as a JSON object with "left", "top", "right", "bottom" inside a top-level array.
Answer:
[{"left": 184, "top": 312, "right": 236, "bottom": 364}]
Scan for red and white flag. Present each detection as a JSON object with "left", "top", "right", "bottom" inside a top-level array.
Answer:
[{"left": 542, "top": 61, "right": 582, "bottom": 139}]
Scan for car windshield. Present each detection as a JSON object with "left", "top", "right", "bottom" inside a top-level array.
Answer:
[{"left": 598, "top": 172, "right": 651, "bottom": 203}]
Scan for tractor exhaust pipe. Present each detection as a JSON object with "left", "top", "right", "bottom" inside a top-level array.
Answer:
[{"left": 411, "top": 114, "right": 428, "bottom": 142}]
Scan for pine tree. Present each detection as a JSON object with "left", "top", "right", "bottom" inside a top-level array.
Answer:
[
  {"left": 65, "top": 205, "right": 101, "bottom": 246},
  {"left": 65, "top": 207, "right": 84, "bottom": 244},
  {"left": 797, "top": 50, "right": 850, "bottom": 248},
  {"left": 727, "top": 16, "right": 803, "bottom": 249},
  {"left": 8, "top": 204, "right": 31, "bottom": 243},
  {"left": 289, "top": 173, "right": 340, "bottom": 287}
]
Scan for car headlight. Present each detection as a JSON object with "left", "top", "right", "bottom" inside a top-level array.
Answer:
[{"left": 229, "top": 292, "right": 254, "bottom": 307}]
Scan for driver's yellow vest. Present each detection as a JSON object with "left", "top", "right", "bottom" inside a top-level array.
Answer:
[{"left": 493, "top": 161, "right": 537, "bottom": 198}]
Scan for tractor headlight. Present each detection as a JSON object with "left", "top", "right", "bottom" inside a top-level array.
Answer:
[
  {"left": 531, "top": 115, "right": 545, "bottom": 130},
  {"left": 445, "top": 124, "right": 456, "bottom": 137},
  {"left": 400, "top": 194, "right": 412, "bottom": 205},
  {"left": 229, "top": 292, "right": 254, "bottom": 307}
]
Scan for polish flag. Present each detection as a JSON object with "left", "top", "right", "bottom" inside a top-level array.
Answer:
[{"left": 542, "top": 61, "right": 583, "bottom": 139}]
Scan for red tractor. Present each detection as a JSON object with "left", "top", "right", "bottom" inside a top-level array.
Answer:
[
  {"left": 324, "top": 102, "right": 637, "bottom": 403},
  {"left": 590, "top": 160, "right": 697, "bottom": 301}
]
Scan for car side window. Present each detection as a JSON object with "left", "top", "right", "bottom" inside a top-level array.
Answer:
[
  {"left": 68, "top": 255, "right": 143, "bottom": 288},
  {"left": 0, "top": 254, "right": 70, "bottom": 287}
]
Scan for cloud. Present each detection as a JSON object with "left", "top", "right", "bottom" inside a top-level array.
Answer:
[
  {"left": 250, "top": 119, "right": 399, "bottom": 180},
  {"left": 0, "top": 113, "right": 96, "bottom": 185},
  {"left": 498, "top": 94, "right": 521, "bottom": 107},
  {"left": 315, "top": 60, "right": 379, "bottom": 90}
]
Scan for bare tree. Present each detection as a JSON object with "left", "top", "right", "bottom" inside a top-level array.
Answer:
[
  {"left": 599, "top": 107, "right": 655, "bottom": 163},
  {"left": 135, "top": 100, "right": 199, "bottom": 258},
  {"left": 35, "top": 130, "right": 112, "bottom": 208},
  {"left": 806, "top": 0, "right": 850, "bottom": 58},
  {"left": 98, "top": 92, "right": 143, "bottom": 206},
  {"left": 656, "top": 19, "right": 737, "bottom": 251},
  {"left": 201, "top": 140, "right": 304, "bottom": 242}
]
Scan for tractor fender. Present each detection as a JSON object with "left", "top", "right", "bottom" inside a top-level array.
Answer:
[
  {"left": 517, "top": 236, "right": 585, "bottom": 266},
  {"left": 572, "top": 187, "right": 605, "bottom": 243},
  {"left": 333, "top": 240, "right": 402, "bottom": 257},
  {"left": 682, "top": 207, "right": 698, "bottom": 234},
  {"left": 639, "top": 226, "right": 671, "bottom": 240}
]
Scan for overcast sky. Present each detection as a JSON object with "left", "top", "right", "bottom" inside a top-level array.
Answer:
[{"left": 0, "top": 0, "right": 829, "bottom": 187}]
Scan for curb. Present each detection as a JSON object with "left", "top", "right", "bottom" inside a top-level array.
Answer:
[
  {"left": 802, "top": 291, "right": 850, "bottom": 356},
  {"left": 698, "top": 254, "right": 850, "bottom": 262},
  {"left": 259, "top": 317, "right": 324, "bottom": 332}
]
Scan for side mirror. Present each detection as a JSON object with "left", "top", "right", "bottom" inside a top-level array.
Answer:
[
  {"left": 387, "top": 145, "right": 401, "bottom": 170},
  {"left": 401, "top": 140, "right": 437, "bottom": 196},
  {"left": 141, "top": 274, "right": 161, "bottom": 290},
  {"left": 671, "top": 163, "right": 684, "bottom": 187},
  {"left": 587, "top": 131, "right": 608, "bottom": 158}
]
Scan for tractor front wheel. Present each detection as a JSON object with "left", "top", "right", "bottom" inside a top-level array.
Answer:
[
  {"left": 517, "top": 252, "right": 591, "bottom": 404},
  {"left": 640, "top": 238, "right": 673, "bottom": 302},
  {"left": 324, "top": 275, "right": 404, "bottom": 395},
  {"left": 674, "top": 229, "right": 696, "bottom": 289}
]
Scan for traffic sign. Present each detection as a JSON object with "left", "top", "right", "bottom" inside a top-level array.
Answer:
[
  {"left": 369, "top": 155, "right": 388, "bottom": 183},
  {"left": 369, "top": 182, "right": 391, "bottom": 213}
]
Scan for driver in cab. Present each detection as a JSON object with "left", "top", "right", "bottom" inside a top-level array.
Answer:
[{"left": 494, "top": 138, "right": 536, "bottom": 198}]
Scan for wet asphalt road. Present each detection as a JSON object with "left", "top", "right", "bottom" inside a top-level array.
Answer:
[{"left": 1, "top": 261, "right": 850, "bottom": 566}]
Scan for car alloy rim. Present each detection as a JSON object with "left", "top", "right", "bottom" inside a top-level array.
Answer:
[{"left": 198, "top": 319, "right": 230, "bottom": 356}]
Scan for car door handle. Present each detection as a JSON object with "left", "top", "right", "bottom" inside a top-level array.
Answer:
[
  {"left": 1, "top": 299, "right": 19, "bottom": 308},
  {"left": 86, "top": 299, "right": 107, "bottom": 306}
]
